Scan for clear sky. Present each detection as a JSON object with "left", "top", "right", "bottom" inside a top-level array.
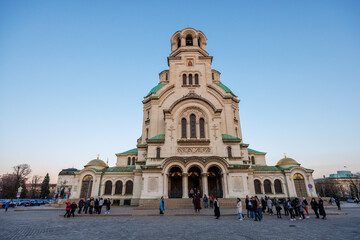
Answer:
[{"left": 1, "top": 0, "right": 359, "bottom": 183}]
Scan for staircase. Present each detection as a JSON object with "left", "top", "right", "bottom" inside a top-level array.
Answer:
[{"left": 136, "top": 198, "right": 237, "bottom": 210}]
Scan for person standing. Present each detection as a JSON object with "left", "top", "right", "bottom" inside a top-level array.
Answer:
[
  {"left": 89, "top": 197, "right": 94, "bottom": 214},
  {"left": 261, "top": 197, "right": 266, "bottom": 213},
  {"left": 318, "top": 198, "right": 327, "bottom": 220},
  {"left": 245, "top": 195, "right": 251, "bottom": 218},
  {"left": 267, "top": 197, "right": 273, "bottom": 215},
  {"left": 64, "top": 201, "right": 71, "bottom": 218},
  {"left": 237, "top": 198, "right": 244, "bottom": 220},
  {"left": 310, "top": 198, "right": 320, "bottom": 218},
  {"left": 214, "top": 197, "right": 220, "bottom": 219},
  {"left": 5, "top": 201, "right": 10, "bottom": 212},
  {"left": 159, "top": 196, "right": 165, "bottom": 215},
  {"left": 282, "top": 198, "right": 288, "bottom": 216},
  {"left": 210, "top": 195, "right": 214, "bottom": 209},
  {"left": 203, "top": 194, "right": 208, "bottom": 208},
  {"left": 256, "top": 196, "right": 263, "bottom": 220},
  {"left": 84, "top": 198, "right": 90, "bottom": 214},
  {"left": 195, "top": 195, "right": 202, "bottom": 213},
  {"left": 335, "top": 198, "right": 341, "bottom": 210},
  {"left": 189, "top": 188, "right": 194, "bottom": 198},
  {"left": 105, "top": 198, "right": 111, "bottom": 214},
  {"left": 94, "top": 198, "right": 99, "bottom": 214},
  {"left": 274, "top": 197, "right": 282, "bottom": 218},
  {"left": 252, "top": 197, "right": 261, "bottom": 221},
  {"left": 70, "top": 202, "right": 77, "bottom": 217},
  {"left": 287, "top": 198, "right": 295, "bottom": 221},
  {"left": 78, "top": 199, "right": 84, "bottom": 214},
  {"left": 98, "top": 198, "right": 104, "bottom": 214},
  {"left": 302, "top": 197, "right": 310, "bottom": 218},
  {"left": 297, "top": 198, "right": 305, "bottom": 220}
]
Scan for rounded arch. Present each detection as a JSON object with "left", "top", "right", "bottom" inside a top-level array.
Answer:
[
  {"left": 168, "top": 166, "right": 183, "bottom": 198},
  {"left": 125, "top": 180, "right": 133, "bottom": 195},
  {"left": 80, "top": 174, "right": 94, "bottom": 198},
  {"left": 104, "top": 180, "right": 112, "bottom": 195},
  {"left": 254, "top": 179, "right": 262, "bottom": 194},
  {"left": 264, "top": 179, "right": 272, "bottom": 194},
  {"left": 167, "top": 95, "right": 221, "bottom": 114},
  {"left": 293, "top": 172, "right": 307, "bottom": 197},
  {"left": 114, "top": 180, "right": 123, "bottom": 195},
  {"left": 185, "top": 163, "right": 205, "bottom": 173},
  {"left": 162, "top": 157, "right": 186, "bottom": 173},
  {"left": 274, "top": 179, "right": 283, "bottom": 194}
]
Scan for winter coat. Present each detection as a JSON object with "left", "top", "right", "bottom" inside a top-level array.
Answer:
[
  {"left": 99, "top": 199, "right": 104, "bottom": 206},
  {"left": 194, "top": 197, "right": 202, "bottom": 210},
  {"left": 214, "top": 200, "right": 220, "bottom": 217},
  {"left": 245, "top": 198, "right": 250, "bottom": 210},
  {"left": 78, "top": 200, "right": 84, "bottom": 208},
  {"left": 251, "top": 199, "right": 258, "bottom": 211},
  {"left": 71, "top": 203, "right": 77, "bottom": 211},
  {"left": 237, "top": 201, "right": 242, "bottom": 213},
  {"left": 311, "top": 200, "right": 318, "bottom": 210},
  {"left": 318, "top": 200, "right": 326, "bottom": 215},
  {"left": 274, "top": 200, "right": 281, "bottom": 210},
  {"left": 267, "top": 199, "right": 273, "bottom": 209},
  {"left": 203, "top": 196, "right": 208, "bottom": 203},
  {"left": 297, "top": 201, "right": 305, "bottom": 212},
  {"left": 85, "top": 199, "right": 90, "bottom": 207},
  {"left": 160, "top": 199, "right": 165, "bottom": 212},
  {"left": 65, "top": 202, "right": 71, "bottom": 211}
]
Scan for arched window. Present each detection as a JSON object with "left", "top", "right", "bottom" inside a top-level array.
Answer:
[
  {"left": 115, "top": 181, "right": 123, "bottom": 195},
  {"left": 80, "top": 175, "right": 93, "bottom": 198},
  {"left": 293, "top": 173, "right": 307, "bottom": 197},
  {"left": 132, "top": 157, "right": 135, "bottom": 165},
  {"left": 195, "top": 74, "right": 199, "bottom": 85},
  {"left": 199, "top": 118, "right": 205, "bottom": 138},
  {"left": 264, "top": 179, "right": 272, "bottom": 194},
  {"left": 212, "top": 73, "right": 214, "bottom": 80},
  {"left": 125, "top": 181, "right": 133, "bottom": 195},
  {"left": 156, "top": 147, "right": 161, "bottom": 158},
  {"left": 254, "top": 179, "right": 262, "bottom": 194},
  {"left": 181, "top": 118, "right": 187, "bottom": 138},
  {"left": 146, "top": 128, "right": 149, "bottom": 140},
  {"left": 183, "top": 74, "right": 187, "bottom": 85},
  {"left": 127, "top": 157, "right": 131, "bottom": 165},
  {"left": 166, "top": 73, "right": 168, "bottom": 81},
  {"left": 274, "top": 179, "right": 283, "bottom": 194},
  {"left": 177, "top": 38, "right": 181, "bottom": 48},
  {"left": 198, "top": 38, "right": 201, "bottom": 47},
  {"left": 190, "top": 114, "right": 196, "bottom": 138},
  {"left": 104, "top": 181, "right": 112, "bottom": 195},
  {"left": 186, "top": 35, "right": 193, "bottom": 46},
  {"left": 227, "top": 146, "right": 232, "bottom": 158},
  {"left": 235, "top": 127, "right": 238, "bottom": 137},
  {"left": 188, "top": 74, "right": 193, "bottom": 85},
  {"left": 251, "top": 156, "right": 255, "bottom": 165}
]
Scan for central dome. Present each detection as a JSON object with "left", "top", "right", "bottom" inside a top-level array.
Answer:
[
  {"left": 84, "top": 159, "right": 108, "bottom": 168},
  {"left": 276, "top": 157, "right": 300, "bottom": 167}
]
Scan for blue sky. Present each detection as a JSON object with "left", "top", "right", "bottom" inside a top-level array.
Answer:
[{"left": 1, "top": 0, "right": 359, "bottom": 183}]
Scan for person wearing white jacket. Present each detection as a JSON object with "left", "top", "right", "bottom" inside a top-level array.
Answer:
[{"left": 237, "top": 198, "right": 244, "bottom": 220}]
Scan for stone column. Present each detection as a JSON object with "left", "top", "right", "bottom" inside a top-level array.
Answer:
[
  {"left": 182, "top": 173, "right": 188, "bottom": 198},
  {"left": 261, "top": 181, "right": 265, "bottom": 195},
  {"left": 111, "top": 182, "right": 116, "bottom": 196},
  {"left": 202, "top": 173, "right": 208, "bottom": 197},
  {"left": 163, "top": 174, "right": 169, "bottom": 198},
  {"left": 122, "top": 182, "right": 126, "bottom": 195}
]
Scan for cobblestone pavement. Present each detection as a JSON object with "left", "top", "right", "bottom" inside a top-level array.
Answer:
[{"left": 0, "top": 208, "right": 359, "bottom": 240}]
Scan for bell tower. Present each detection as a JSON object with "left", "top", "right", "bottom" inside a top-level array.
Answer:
[{"left": 169, "top": 28, "right": 208, "bottom": 57}]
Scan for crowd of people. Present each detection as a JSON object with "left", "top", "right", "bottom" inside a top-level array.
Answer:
[
  {"left": 63, "top": 197, "right": 111, "bottom": 218},
  {"left": 241, "top": 195, "right": 328, "bottom": 221}
]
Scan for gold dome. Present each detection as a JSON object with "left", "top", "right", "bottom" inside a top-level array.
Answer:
[
  {"left": 276, "top": 157, "right": 300, "bottom": 167},
  {"left": 84, "top": 159, "right": 108, "bottom": 168}
]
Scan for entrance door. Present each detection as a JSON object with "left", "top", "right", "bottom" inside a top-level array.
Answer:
[
  {"left": 169, "top": 167, "right": 182, "bottom": 198},
  {"left": 188, "top": 166, "right": 202, "bottom": 197},
  {"left": 208, "top": 166, "right": 223, "bottom": 198},
  {"left": 293, "top": 173, "right": 307, "bottom": 197},
  {"left": 80, "top": 175, "right": 93, "bottom": 198}
]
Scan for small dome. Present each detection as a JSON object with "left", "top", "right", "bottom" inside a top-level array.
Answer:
[
  {"left": 276, "top": 157, "right": 300, "bottom": 167},
  {"left": 84, "top": 159, "right": 108, "bottom": 168}
]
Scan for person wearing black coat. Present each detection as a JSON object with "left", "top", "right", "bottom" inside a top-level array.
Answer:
[
  {"left": 70, "top": 202, "right": 77, "bottom": 217},
  {"left": 245, "top": 195, "right": 250, "bottom": 218},
  {"left": 318, "top": 198, "right": 327, "bottom": 219},
  {"left": 214, "top": 198, "right": 220, "bottom": 219},
  {"left": 94, "top": 198, "right": 99, "bottom": 214},
  {"left": 78, "top": 199, "right": 84, "bottom": 214},
  {"left": 252, "top": 197, "right": 261, "bottom": 221},
  {"left": 335, "top": 198, "right": 341, "bottom": 210},
  {"left": 310, "top": 198, "right": 319, "bottom": 218}
]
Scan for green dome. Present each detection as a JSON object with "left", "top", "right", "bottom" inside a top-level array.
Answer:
[
  {"left": 276, "top": 157, "right": 300, "bottom": 167},
  {"left": 84, "top": 159, "right": 108, "bottom": 168}
]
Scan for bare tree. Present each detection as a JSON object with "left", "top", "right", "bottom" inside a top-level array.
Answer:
[{"left": 29, "top": 175, "right": 42, "bottom": 199}]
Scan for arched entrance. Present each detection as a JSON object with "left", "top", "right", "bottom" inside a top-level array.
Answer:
[
  {"left": 168, "top": 166, "right": 182, "bottom": 198},
  {"left": 293, "top": 173, "right": 307, "bottom": 197},
  {"left": 188, "top": 166, "right": 202, "bottom": 196},
  {"left": 207, "top": 166, "right": 223, "bottom": 198},
  {"left": 80, "top": 175, "right": 93, "bottom": 198}
]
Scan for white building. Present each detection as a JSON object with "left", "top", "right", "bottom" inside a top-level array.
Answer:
[{"left": 57, "top": 28, "right": 317, "bottom": 205}]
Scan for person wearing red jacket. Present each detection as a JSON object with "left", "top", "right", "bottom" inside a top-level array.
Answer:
[{"left": 64, "top": 202, "right": 71, "bottom": 218}]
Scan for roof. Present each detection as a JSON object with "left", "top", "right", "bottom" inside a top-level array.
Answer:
[
  {"left": 145, "top": 83, "right": 165, "bottom": 97},
  {"left": 276, "top": 157, "right": 300, "bottom": 167},
  {"left": 222, "top": 134, "right": 240, "bottom": 141},
  {"left": 84, "top": 159, "right": 108, "bottom": 168},
  {"left": 59, "top": 168, "right": 78, "bottom": 175},
  {"left": 106, "top": 166, "right": 135, "bottom": 172},
  {"left": 116, "top": 148, "right": 138, "bottom": 155},
  {"left": 251, "top": 165, "right": 282, "bottom": 172},
  {"left": 147, "top": 134, "right": 165, "bottom": 142},
  {"left": 216, "top": 83, "right": 237, "bottom": 97},
  {"left": 248, "top": 148, "right": 266, "bottom": 154}
]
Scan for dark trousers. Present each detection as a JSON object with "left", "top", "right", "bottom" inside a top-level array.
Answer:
[
  {"left": 313, "top": 209, "right": 319, "bottom": 218},
  {"left": 64, "top": 210, "right": 70, "bottom": 218},
  {"left": 160, "top": 209, "right": 163, "bottom": 214},
  {"left": 84, "top": 206, "right": 88, "bottom": 214},
  {"left": 254, "top": 211, "right": 261, "bottom": 221},
  {"left": 89, "top": 206, "right": 93, "bottom": 214},
  {"left": 276, "top": 208, "right": 282, "bottom": 218},
  {"left": 284, "top": 207, "right": 289, "bottom": 216},
  {"left": 98, "top": 206, "right": 102, "bottom": 214},
  {"left": 69, "top": 210, "right": 75, "bottom": 217},
  {"left": 299, "top": 211, "right": 305, "bottom": 219},
  {"left": 294, "top": 208, "right": 299, "bottom": 216},
  {"left": 289, "top": 209, "right": 295, "bottom": 219},
  {"left": 78, "top": 207, "right": 83, "bottom": 214}
]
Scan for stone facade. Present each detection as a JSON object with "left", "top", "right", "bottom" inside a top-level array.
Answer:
[{"left": 57, "top": 28, "right": 317, "bottom": 205}]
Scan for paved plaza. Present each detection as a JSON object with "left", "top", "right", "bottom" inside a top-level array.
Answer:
[{"left": 0, "top": 207, "right": 359, "bottom": 240}]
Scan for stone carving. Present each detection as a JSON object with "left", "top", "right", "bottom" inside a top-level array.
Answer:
[
  {"left": 148, "top": 177, "right": 159, "bottom": 192},
  {"left": 177, "top": 147, "right": 211, "bottom": 154},
  {"left": 211, "top": 124, "right": 218, "bottom": 140},
  {"left": 168, "top": 125, "right": 175, "bottom": 140}
]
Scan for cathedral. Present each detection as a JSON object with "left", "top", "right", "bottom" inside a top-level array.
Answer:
[{"left": 57, "top": 28, "right": 317, "bottom": 205}]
